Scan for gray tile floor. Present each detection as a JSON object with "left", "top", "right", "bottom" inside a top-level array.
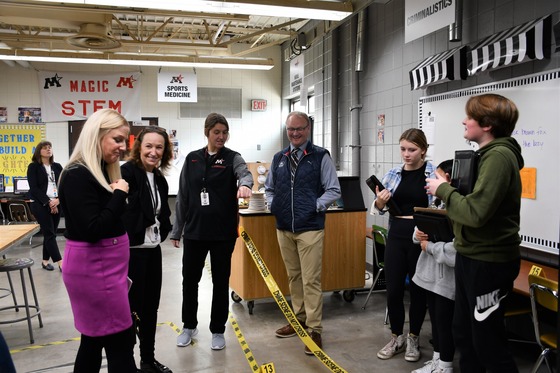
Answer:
[{"left": 1, "top": 234, "right": 544, "bottom": 372}]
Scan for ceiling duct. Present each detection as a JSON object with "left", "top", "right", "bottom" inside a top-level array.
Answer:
[{"left": 65, "top": 23, "right": 121, "bottom": 50}]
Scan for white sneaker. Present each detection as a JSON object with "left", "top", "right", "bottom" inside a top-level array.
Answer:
[
  {"left": 432, "top": 367, "right": 453, "bottom": 373},
  {"left": 177, "top": 328, "right": 198, "bottom": 347},
  {"left": 377, "top": 334, "right": 406, "bottom": 359},
  {"left": 412, "top": 357, "right": 439, "bottom": 373},
  {"left": 405, "top": 334, "right": 421, "bottom": 362},
  {"left": 211, "top": 333, "right": 226, "bottom": 350}
]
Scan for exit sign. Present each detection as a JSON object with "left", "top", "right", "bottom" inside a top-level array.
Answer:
[{"left": 251, "top": 99, "right": 267, "bottom": 111}]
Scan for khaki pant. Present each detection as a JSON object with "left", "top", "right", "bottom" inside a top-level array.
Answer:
[{"left": 276, "top": 229, "right": 324, "bottom": 333}]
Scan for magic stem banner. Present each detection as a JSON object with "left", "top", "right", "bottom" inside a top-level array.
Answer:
[{"left": 37, "top": 71, "right": 142, "bottom": 122}]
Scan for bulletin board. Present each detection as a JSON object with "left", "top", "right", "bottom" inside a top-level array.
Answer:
[
  {"left": 418, "top": 69, "right": 560, "bottom": 255},
  {"left": 0, "top": 124, "right": 46, "bottom": 189}
]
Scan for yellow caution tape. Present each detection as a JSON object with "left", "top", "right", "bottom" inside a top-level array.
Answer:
[
  {"left": 239, "top": 227, "right": 348, "bottom": 373},
  {"left": 10, "top": 337, "right": 81, "bottom": 354},
  {"left": 229, "top": 313, "right": 261, "bottom": 372}
]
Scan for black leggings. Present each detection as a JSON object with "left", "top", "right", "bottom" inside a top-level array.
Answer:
[
  {"left": 74, "top": 327, "right": 137, "bottom": 373},
  {"left": 426, "top": 291, "right": 455, "bottom": 361},
  {"left": 384, "top": 218, "right": 426, "bottom": 336}
]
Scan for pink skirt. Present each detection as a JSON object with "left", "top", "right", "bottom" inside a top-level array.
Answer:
[{"left": 62, "top": 234, "right": 132, "bottom": 337}]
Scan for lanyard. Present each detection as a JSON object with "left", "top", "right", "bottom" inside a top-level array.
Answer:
[{"left": 146, "top": 173, "right": 159, "bottom": 216}]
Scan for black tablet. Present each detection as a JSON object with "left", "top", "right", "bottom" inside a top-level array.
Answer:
[
  {"left": 413, "top": 208, "right": 454, "bottom": 243},
  {"left": 365, "top": 175, "right": 403, "bottom": 216}
]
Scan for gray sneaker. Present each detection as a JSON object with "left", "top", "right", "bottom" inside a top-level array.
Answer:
[
  {"left": 377, "top": 334, "right": 406, "bottom": 359},
  {"left": 211, "top": 333, "right": 226, "bottom": 350},
  {"left": 405, "top": 334, "right": 421, "bottom": 362},
  {"left": 177, "top": 328, "right": 198, "bottom": 347}
]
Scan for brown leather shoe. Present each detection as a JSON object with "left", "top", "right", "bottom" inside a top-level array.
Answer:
[
  {"left": 275, "top": 322, "right": 307, "bottom": 338},
  {"left": 304, "top": 331, "right": 322, "bottom": 355}
]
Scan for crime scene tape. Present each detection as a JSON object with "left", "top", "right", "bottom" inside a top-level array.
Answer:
[
  {"left": 10, "top": 337, "right": 81, "bottom": 354},
  {"left": 239, "top": 227, "right": 348, "bottom": 373}
]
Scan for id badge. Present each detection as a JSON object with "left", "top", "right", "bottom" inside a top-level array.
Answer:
[
  {"left": 201, "top": 191, "right": 210, "bottom": 206},
  {"left": 153, "top": 226, "right": 159, "bottom": 241}
]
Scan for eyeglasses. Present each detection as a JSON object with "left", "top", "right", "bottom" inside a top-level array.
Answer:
[{"left": 286, "top": 125, "right": 309, "bottom": 133}]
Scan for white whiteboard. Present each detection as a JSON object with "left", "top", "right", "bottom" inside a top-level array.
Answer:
[{"left": 418, "top": 69, "right": 560, "bottom": 255}]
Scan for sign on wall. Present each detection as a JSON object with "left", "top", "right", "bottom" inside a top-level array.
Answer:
[
  {"left": 0, "top": 124, "right": 45, "bottom": 188},
  {"left": 37, "top": 71, "right": 142, "bottom": 122},
  {"left": 157, "top": 71, "right": 198, "bottom": 102},
  {"left": 405, "top": 0, "right": 456, "bottom": 44},
  {"left": 290, "top": 54, "right": 304, "bottom": 95}
]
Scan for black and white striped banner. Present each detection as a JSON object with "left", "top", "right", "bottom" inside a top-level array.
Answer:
[
  {"left": 468, "top": 15, "right": 551, "bottom": 76},
  {"left": 409, "top": 46, "right": 467, "bottom": 90}
]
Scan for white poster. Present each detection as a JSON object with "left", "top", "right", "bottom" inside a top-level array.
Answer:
[
  {"left": 405, "top": 0, "right": 456, "bottom": 44},
  {"left": 290, "top": 54, "right": 304, "bottom": 96},
  {"left": 157, "top": 71, "right": 198, "bottom": 102},
  {"left": 37, "top": 71, "right": 141, "bottom": 122}
]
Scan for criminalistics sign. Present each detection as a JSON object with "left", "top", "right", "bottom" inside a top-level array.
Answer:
[
  {"left": 405, "top": 0, "right": 456, "bottom": 44},
  {"left": 157, "top": 71, "right": 198, "bottom": 102},
  {"left": 37, "top": 71, "right": 142, "bottom": 122}
]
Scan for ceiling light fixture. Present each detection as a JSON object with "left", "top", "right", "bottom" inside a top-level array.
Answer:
[
  {"left": 32, "top": 0, "right": 353, "bottom": 21},
  {"left": 0, "top": 51, "right": 274, "bottom": 70}
]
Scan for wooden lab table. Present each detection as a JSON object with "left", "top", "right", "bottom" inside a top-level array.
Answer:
[
  {"left": 0, "top": 224, "right": 40, "bottom": 255},
  {"left": 513, "top": 259, "right": 558, "bottom": 297},
  {"left": 231, "top": 209, "right": 366, "bottom": 313}
]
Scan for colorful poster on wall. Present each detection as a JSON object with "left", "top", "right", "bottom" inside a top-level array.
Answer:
[
  {"left": 18, "top": 107, "right": 42, "bottom": 123},
  {"left": 0, "top": 107, "right": 7, "bottom": 123},
  {"left": 157, "top": 71, "right": 198, "bottom": 102},
  {"left": 0, "top": 124, "right": 45, "bottom": 189},
  {"left": 37, "top": 71, "right": 142, "bottom": 122}
]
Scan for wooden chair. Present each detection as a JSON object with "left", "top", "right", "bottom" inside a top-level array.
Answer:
[
  {"left": 528, "top": 274, "right": 558, "bottom": 373},
  {"left": 6, "top": 200, "right": 37, "bottom": 244}
]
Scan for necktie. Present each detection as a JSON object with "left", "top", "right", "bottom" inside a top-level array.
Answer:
[{"left": 290, "top": 147, "right": 300, "bottom": 181}]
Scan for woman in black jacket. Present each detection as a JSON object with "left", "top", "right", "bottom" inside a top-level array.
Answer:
[
  {"left": 121, "top": 126, "right": 173, "bottom": 373},
  {"left": 27, "top": 140, "right": 63, "bottom": 271}
]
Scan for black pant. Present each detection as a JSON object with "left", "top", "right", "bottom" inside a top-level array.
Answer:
[
  {"left": 128, "top": 246, "right": 163, "bottom": 363},
  {"left": 426, "top": 291, "right": 455, "bottom": 362},
  {"left": 74, "top": 327, "right": 137, "bottom": 373},
  {"left": 30, "top": 201, "right": 62, "bottom": 262},
  {"left": 181, "top": 239, "right": 235, "bottom": 333},
  {"left": 453, "top": 254, "right": 520, "bottom": 372},
  {"left": 384, "top": 219, "right": 427, "bottom": 336}
]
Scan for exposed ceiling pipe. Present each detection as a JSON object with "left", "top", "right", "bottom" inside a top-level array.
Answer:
[
  {"left": 331, "top": 27, "right": 339, "bottom": 169},
  {"left": 449, "top": 0, "right": 463, "bottom": 42},
  {"left": 355, "top": 9, "right": 365, "bottom": 72},
  {"left": 349, "top": 12, "right": 363, "bottom": 176}
]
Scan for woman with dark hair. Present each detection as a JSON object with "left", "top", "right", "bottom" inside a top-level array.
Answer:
[
  {"left": 372, "top": 128, "right": 436, "bottom": 363},
  {"left": 27, "top": 140, "right": 63, "bottom": 271},
  {"left": 170, "top": 113, "right": 253, "bottom": 351},
  {"left": 121, "top": 126, "right": 173, "bottom": 373},
  {"left": 59, "top": 108, "right": 137, "bottom": 372}
]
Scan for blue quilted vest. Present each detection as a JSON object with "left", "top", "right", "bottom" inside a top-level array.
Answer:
[{"left": 270, "top": 143, "right": 328, "bottom": 232}]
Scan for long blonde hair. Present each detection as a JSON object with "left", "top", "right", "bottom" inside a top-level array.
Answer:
[{"left": 65, "top": 109, "right": 130, "bottom": 192}]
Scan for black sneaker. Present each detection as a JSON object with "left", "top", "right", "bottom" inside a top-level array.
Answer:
[{"left": 140, "top": 360, "right": 172, "bottom": 373}]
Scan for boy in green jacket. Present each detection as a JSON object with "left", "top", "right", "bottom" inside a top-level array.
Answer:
[{"left": 425, "top": 93, "right": 523, "bottom": 372}]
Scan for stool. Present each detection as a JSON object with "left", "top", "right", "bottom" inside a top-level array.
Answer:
[{"left": 0, "top": 258, "right": 43, "bottom": 344}]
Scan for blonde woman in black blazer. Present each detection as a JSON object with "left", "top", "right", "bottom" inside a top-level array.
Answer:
[{"left": 27, "top": 140, "right": 63, "bottom": 271}]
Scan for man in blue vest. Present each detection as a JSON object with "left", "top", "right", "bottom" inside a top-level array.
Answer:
[{"left": 265, "top": 111, "right": 341, "bottom": 355}]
